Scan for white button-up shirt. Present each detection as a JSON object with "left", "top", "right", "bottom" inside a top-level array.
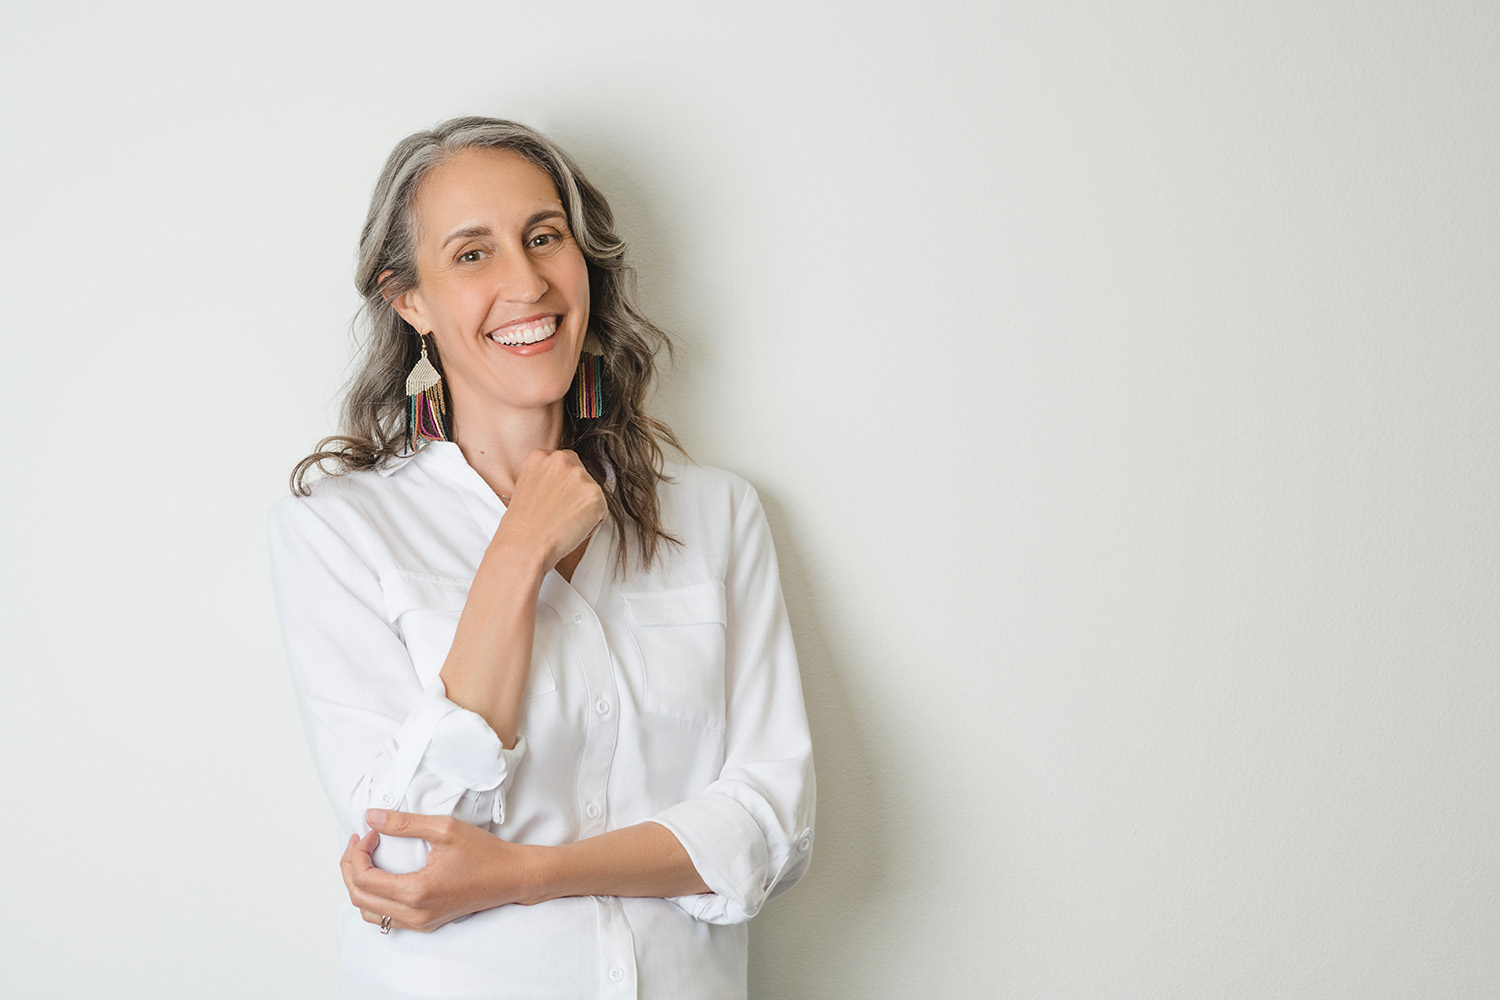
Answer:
[{"left": 266, "top": 442, "right": 815, "bottom": 999}]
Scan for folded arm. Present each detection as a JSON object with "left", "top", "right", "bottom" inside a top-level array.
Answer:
[{"left": 342, "top": 810, "right": 710, "bottom": 933}]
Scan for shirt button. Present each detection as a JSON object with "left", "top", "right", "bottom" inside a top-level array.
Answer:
[
  {"left": 595, "top": 699, "right": 610, "bottom": 715},
  {"left": 586, "top": 802, "right": 601, "bottom": 819},
  {"left": 572, "top": 612, "right": 585, "bottom": 624},
  {"left": 379, "top": 791, "right": 395, "bottom": 806},
  {"left": 609, "top": 968, "right": 625, "bottom": 982},
  {"left": 798, "top": 834, "right": 812, "bottom": 853}
]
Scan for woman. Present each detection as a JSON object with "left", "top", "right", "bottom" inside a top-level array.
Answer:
[{"left": 267, "top": 117, "right": 815, "bottom": 999}]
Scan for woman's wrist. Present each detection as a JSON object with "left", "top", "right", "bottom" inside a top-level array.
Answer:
[
  {"left": 485, "top": 529, "right": 552, "bottom": 585},
  {"left": 508, "top": 842, "right": 564, "bottom": 906}
]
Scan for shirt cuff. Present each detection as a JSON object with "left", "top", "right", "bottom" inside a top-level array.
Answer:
[
  {"left": 651, "top": 795, "right": 777, "bottom": 925},
  {"left": 422, "top": 676, "right": 525, "bottom": 791},
  {"left": 374, "top": 674, "right": 526, "bottom": 822}
]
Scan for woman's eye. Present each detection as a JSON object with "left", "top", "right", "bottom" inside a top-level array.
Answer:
[
  {"left": 457, "top": 248, "right": 486, "bottom": 263},
  {"left": 528, "top": 233, "right": 561, "bottom": 250}
]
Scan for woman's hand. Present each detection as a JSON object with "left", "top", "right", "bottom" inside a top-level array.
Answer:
[
  {"left": 340, "top": 809, "right": 548, "bottom": 934},
  {"left": 496, "top": 449, "right": 606, "bottom": 572}
]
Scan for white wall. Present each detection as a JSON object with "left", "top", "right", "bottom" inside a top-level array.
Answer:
[{"left": 3, "top": 1, "right": 1496, "bottom": 996}]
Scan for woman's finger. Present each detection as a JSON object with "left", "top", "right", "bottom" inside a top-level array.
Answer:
[
  {"left": 360, "top": 907, "right": 414, "bottom": 932},
  {"left": 349, "top": 829, "right": 416, "bottom": 901},
  {"left": 346, "top": 864, "right": 417, "bottom": 921},
  {"left": 366, "top": 807, "right": 454, "bottom": 842},
  {"left": 346, "top": 869, "right": 393, "bottom": 911}
]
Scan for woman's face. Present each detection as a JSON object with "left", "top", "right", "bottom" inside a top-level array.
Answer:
[{"left": 392, "top": 147, "right": 591, "bottom": 426}]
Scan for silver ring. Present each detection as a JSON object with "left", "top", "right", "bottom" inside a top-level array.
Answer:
[{"left": 379, "top": 914, "right": 392, "bottom": 934}]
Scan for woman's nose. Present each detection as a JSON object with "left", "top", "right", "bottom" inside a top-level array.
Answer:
[{"left": 495, "top": 248, "right": 548, "bottom": 302}]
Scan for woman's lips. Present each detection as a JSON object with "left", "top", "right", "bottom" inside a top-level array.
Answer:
[{"left": 487, "top": 316, "right": 560, "bottom": 355}]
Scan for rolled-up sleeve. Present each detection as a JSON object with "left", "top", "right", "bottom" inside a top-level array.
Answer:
[
  {"left": 650, "top": 482, "right": 816, "bottom": 924},
  {"left": 266, "top": 494, "right": 522, "bottom": 873}
]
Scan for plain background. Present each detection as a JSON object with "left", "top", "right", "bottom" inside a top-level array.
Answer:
[{"left": 3, "top": 1, "right": 1497, "bottom": 997}]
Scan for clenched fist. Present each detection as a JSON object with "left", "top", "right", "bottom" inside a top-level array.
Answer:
[{"left": 494, "top": 449, "right": 607, "bottom": 572}]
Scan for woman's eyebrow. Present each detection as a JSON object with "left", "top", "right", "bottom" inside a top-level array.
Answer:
[
  {"left": 525, "top": 209, "right": 567, "bottom": 228},
  {"left": 439, "top": 224, "right": 492, "bottom": 249},
  {"left": 438, "top": 211, "right": 568, "bottom": 250}
]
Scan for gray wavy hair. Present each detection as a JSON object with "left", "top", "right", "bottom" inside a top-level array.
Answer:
[{"left": 291, "top": 116, "right": 682, "bottom": 567}]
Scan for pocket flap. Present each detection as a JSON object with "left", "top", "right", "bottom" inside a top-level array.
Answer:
[
  {"left": 622, "top": 580, "right": 726, "bottom": 627},
  {"left": 379, "top": 570, "right": 471, "bottom": 622}
]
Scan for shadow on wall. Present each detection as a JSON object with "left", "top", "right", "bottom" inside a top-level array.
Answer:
[{"left": 750, "top": 489, "right": 886, "bottom": 998}]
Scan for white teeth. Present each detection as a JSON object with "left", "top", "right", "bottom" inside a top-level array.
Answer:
[{"left": 488, "top": 319, "right": 557, "bottom": 346}]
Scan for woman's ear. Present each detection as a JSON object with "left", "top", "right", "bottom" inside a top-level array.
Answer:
[{"left": 378, "top": 269, "right": 428, "bottom": 332}]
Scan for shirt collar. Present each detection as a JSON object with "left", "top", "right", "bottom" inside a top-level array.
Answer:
[{"left": 376, "top": 441, "right": 450, "bottom": 477}]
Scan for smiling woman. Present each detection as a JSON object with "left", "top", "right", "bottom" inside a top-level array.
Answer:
[
  {"left": 293, "top": 117, "right": 682, "bottom": 570},
  {"left": 390, "top": 151, "right": 592, "bottom": 417},
  {"left": 267, "top": 117, "right": 815, "bottom": 999}
]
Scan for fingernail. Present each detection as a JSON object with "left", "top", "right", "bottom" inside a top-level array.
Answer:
[{"left": 367, "top": 808, "right": 386, "bottom": 826}]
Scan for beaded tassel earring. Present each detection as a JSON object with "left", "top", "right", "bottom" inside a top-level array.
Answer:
[
  {"left": 405, "top": 333, "right": 449, "bottom": 451},
  {"left": 572, "top": 331, "right": 605, "bottom": 418}
]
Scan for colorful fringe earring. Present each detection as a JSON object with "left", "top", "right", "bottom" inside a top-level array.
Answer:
[
  {"left": 572, "top": 331, "right": 604, "bottom": 418},
  {"left": 405, "top": 334, "right": 449, "bottom": 451}
]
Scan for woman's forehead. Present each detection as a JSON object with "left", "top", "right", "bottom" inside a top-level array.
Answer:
[{"left": 414, "top": 148, "right": 564, "bottom": 235}]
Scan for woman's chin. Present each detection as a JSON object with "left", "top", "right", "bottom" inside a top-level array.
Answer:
[{"left": 470, "top": 387, "right": 577, "bottom": 420}]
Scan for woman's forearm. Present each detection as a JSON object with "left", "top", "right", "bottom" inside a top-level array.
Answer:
[
  {"left": 438, "top": 534, "right": 548, "bottom": 748},
  {"left": 527, "top": 822, "right": 710, "bottom": 903}
]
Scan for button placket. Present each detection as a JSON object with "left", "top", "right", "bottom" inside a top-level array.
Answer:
[
  {"left": 593, "top": 897, "right": 638, "bottom": 998},
  {"left": 545, "top": 581, "right": 619, "bottom": 840}
]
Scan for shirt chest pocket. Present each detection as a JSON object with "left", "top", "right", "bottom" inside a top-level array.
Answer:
[
  {"left": 622, "top": 580, "right": 727, "bottom": 732},
  {"left": 380, "top": 571, "right": 557, "bottom": 699}
]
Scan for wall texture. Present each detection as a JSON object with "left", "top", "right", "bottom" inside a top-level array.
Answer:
[{"left": 3, "top": 1, "right": 1496, "bottom": 996}]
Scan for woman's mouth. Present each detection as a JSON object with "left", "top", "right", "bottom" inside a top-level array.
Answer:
[{"left": 487, "top": 317, "right": 557, "bottom": 346}]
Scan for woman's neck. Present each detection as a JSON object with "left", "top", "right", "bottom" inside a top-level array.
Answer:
[{"left": 451, "top": 401, "right": 566, "bottom": 499}]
